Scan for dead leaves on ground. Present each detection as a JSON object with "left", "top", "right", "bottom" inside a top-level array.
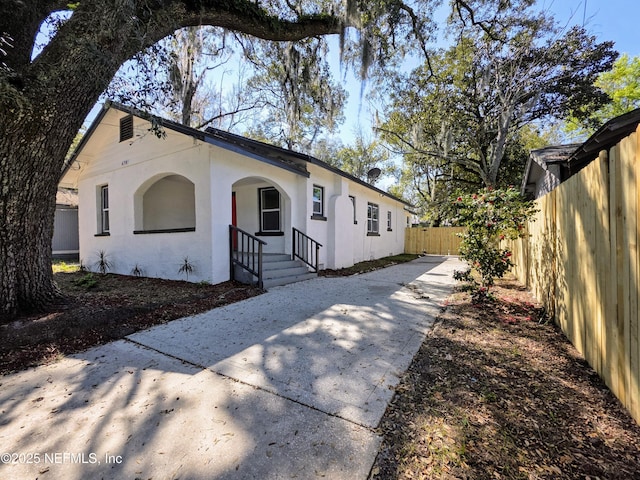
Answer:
[
  {"left": 373, "top": 280, "right": 640, "bottom": 480},
  {"left": 0, "top": 273, "right": 262, "bottom": 375}
]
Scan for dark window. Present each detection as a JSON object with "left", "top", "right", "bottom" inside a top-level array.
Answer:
[
  {"left": 259, "top": 187, "right": 281, "bottom": 232},
  {"left": 100, "top": 185, "right": 110, "bottom": 233},
  {"left": 349, "top": 196, "right": 357, "bottom": 224},
  {"left": 119, "top": 115, "right": 134, "bottom": 142}
]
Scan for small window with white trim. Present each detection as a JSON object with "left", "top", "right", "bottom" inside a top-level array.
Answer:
[
  {"left": 312, "top": 185, "right": 326, "bottom": 220},
  {"left": 99, "top": 185, "right": 110, "bottom": 234},
  {"left": 367, "top": 202, "right": 379, "bottom": 235},
  {"left": 259, "top": 187, "right": 281, "bottom": 233},
  {"left": 387, "top": 211, "right": 392, "bottom": 231}
]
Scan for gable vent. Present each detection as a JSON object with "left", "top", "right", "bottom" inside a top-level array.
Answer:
[{"left": 119, "top": 115, "right": 134, "bottom": 142}]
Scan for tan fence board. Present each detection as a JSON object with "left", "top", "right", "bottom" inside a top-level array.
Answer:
[
  {"left": 508, "top": 129, "right": 640, "bottom": 424},
  {"left": 623, "top": 132, "right": 639, "bottom": 416},
  {"left": 404, "top": 227, "right": 465, "bottom": 256}
]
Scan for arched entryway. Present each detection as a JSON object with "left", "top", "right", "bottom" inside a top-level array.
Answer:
[{"left": 231, "top": 176, "right": 291, "bottom": 254}]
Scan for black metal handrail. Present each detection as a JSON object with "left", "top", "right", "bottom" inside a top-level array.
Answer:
[
  {"left": 292, "top": 227, "right": 322, "bottom": 273},
  {"left": 229, "top": 225, "right": 267, "bottom": 289}
]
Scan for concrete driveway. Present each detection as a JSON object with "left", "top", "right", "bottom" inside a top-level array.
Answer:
[{"left": 0, "top": 255, "right": 464, "bottom": 480}]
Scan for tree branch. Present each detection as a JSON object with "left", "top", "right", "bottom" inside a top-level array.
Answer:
[
  {"left": 453, "top": 0, "right": 502, "bottom": 42},
  {"left": 195, "top": 102, "right": 263, "bottom": 129},
  {"left": 177, "top": 0, "right": 345, "bottom": 42}
]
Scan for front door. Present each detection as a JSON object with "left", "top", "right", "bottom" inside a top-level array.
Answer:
[{"left": 231, "top": 192, "right": 238, "bottom": 250}]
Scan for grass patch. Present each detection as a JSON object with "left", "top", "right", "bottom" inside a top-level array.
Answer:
[{"left": 52, "top": 260, "right": 80, "bottom": 273}]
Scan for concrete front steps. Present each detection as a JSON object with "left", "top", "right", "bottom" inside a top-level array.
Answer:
[
  {"left": 262, "top": 254, "right": 317, "bottom": 288},
  {"left": 234, "top": 253, "right": 317, "bottom": 289}
]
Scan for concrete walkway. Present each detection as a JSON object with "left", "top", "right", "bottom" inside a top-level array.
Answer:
[{"left": 0, "top": 255, "right": 464, "bottom": 480}]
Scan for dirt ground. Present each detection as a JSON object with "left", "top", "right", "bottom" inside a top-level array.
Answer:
[
  {"left": 2, "top": 260, "right": 640, "bottom": 479},
  {"left": 0, "top": 271, "right": 262, "bottom": 375},
  {"left": 371, "top": 280, "right": 640, "bottom": 479}
]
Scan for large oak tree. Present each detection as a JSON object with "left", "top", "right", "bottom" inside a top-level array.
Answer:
[
  {"left": 0, "top": 0, "right": 441, "bottom": 318},
  {"left": 377, "top": 0, "right": 616, "bottom": 215},
  {"left": 0, "top": 1, "right": 348, "bottom": 318}
]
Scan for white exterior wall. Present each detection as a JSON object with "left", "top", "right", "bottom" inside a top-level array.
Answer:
[
  {"left": 304, "top": 164, "right": 410, "bottom": 269},
  {"left": 72, "top": 107, "right": 411, "bottom": 284},
  {"left": 346, "top": 179, "right": 409, "bottom": 265},
  {"left": 206, "top": 145, "right": 314, "bottom": 281},
  {"left": 76, "top": 110, "right": 214, "bottom": 282}
]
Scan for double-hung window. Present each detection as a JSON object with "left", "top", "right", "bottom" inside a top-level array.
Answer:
[
  {"left": 312, "top": 185, "right": 326, "bottom": 220},
  {"left": 259, "top": 187, "right": 281, "bottom": 233},
  {"left": 100, "top": 185, "right": 110, "bottom": 234},
  {"left": 367, "top": 202, "right": 379, "bottom": 235}
]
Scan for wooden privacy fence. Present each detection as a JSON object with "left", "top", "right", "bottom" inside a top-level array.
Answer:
[
  {"left": 405, "top": 226, "right": 465, "bottom": 255},
  {"left": 507, "top": 128, "right": 640, "bottom": 424}
]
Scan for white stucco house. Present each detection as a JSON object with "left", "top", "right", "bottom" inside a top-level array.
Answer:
[{"left": 60, "top": 101, "right": 412, "bottom": 288}]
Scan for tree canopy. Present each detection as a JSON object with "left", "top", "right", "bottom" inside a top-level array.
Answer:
[
  {"left": 564, "top": 53, "right": 640, "bottom": 138},
  {"left": 0, "top": 0, "right": 450, "bottom": 317},
  {"left": 375, "top": 0, "right": 616, "bottom": 221}
]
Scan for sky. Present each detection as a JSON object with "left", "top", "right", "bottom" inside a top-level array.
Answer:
[
  {"left": 551, "top": 0, "right": 639, "bottom": 57},
  {"left": 339, "top": 0, "right": 640, "bottom": 140}
]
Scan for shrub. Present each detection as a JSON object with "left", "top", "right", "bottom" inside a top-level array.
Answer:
[
  {"left": 453, "top": 187, "right": 536, "bottom": 297},
  {"left": 131, "top": 264, "right": 144, "bottom": 277},
  {"left": 178, "top": 257, "right": 195, "bottom": 281},
  {"left": 94, "top": 250, "right": 112, "bottom": 275},
  {"left": 73, "top": 273, "right": 98, "bottom": 290}
]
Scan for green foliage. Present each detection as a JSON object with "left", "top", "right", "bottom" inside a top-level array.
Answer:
[
  {"left": 564, "top": 54, "right": 640, "bottom": 138},
  {"left": 52, "top": 261, "right": 80, "bottom": 274},
  {"left": 330, "top": 133, "right": 392, "bottom": 182},
  {"left": 73, "top": 273, "right": 98, "bottom": 290},
  {"left": 453, "top": 187, "right": 536, "bottom": 296}
]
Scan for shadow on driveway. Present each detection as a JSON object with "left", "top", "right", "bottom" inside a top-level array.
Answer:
[{"left": 0, "top": 255, "right": 464, "bottom": 479}]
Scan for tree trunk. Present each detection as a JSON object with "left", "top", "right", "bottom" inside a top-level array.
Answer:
[{"left": 0, "top": 118, "right": 67, "bottom": 318}]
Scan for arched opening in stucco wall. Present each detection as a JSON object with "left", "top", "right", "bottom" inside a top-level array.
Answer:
[{"left": 135, "top": 174, "right": 196, "bottom": 231}]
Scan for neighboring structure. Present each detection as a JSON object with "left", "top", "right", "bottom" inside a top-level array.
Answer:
[
  {"left": 521, "top": 144, "right": 580, "bottom": 200},
  {"left": 52, "top": 188, "right": 79, "bottom": 260},
  {"left": 522, "top": 108, "right": 640, "bottom": 200},
  {"left": 59, "top": 101, "right": 412, "bottom": 287},
  {"left": 566, "top": 107, "right": 640, "bottom": 175}
]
